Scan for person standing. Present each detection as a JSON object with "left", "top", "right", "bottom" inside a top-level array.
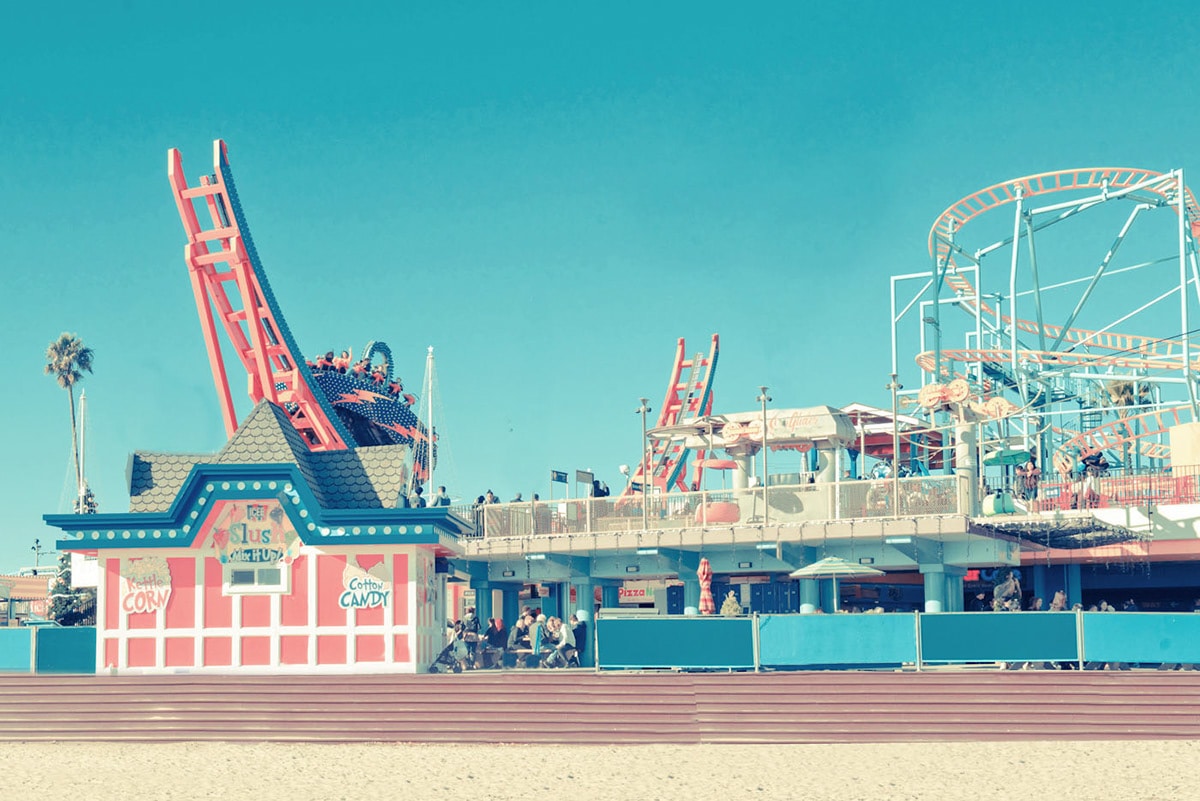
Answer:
[
  {"left": 432, "top": 486, "right": 451, "bottom": 507},
  {"left": 1016, "top": 453, "right": 1041, "bottom": 502}
]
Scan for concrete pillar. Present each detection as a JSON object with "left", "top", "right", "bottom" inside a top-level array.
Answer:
[
  {"left": 471, "top": 580, "right": 493, "bottom": 622},
  {"left": 543, "top": 583, "right": 563, "bottom": 619},
  {"left": 601, "top": 584, "right": 620, "bottom": 609},
  {"left": 501, "top": 586, "right": 521, "bottom": 626},
  {"left": 731, "top": 451, "right": 753, "bottom": 489},
  {"left": 821, "top": 580, "right": 838, "bottom": 614},
  {"left": 1065, "top": 563, "right": 1083, "bottom": 608},
  {"left": 920, "top": 564, "right": 948, "bottom": 613},
  {"left": 1031, "top": 564, "right": 1050, "bottom": 607},
  {"left": 681, "top": 578, "right": 700, "bottom": 613},
  {"left": 954, "top": 422, "right": 978, "bottom": 515},
  {"left": 941, "top": 566, "right": 967, "bottom": 612},
  {"left": 799, "top": 580, "right": 820, "bottom": 614},
  {"left": 814, "top": 449, "right": 835, "bottom": 482}
]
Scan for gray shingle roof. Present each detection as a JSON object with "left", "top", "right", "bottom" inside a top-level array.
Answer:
[{"left": 128, "top": 401, "right": 410, "bottom": 513}]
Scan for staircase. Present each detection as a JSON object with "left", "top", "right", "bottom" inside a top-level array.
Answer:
[{"left": 2, "top": 670, "right": 1198, "bottom": 744}]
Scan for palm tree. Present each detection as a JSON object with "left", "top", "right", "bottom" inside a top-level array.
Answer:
[{"left": 44, "top": 333, "right": 94, "bottom": 507}]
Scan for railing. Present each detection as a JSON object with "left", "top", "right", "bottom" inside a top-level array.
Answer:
[
  {"left": 595, "top": 611, "right": 1200, "bottom": 671},
  {"left": 459, "top": 475, "right": 962, "bottom": 539},
  {"left": 993, "top": 463, "right": 1200, "bottom": 513}
]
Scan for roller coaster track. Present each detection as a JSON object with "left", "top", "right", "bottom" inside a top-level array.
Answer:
[
  {"left": 1053, "top": 406, "right": 1182, "bottom": 466},
  {"left": 915, "top": 346, "right": 1200, "bottom": 375},
  {"left": 167, "top": 141, "right": 353, "bottom": 451},
  {"left": 928, "top": 167, "right": 1200, "bottom": 266},
  {"left": 619, "top": 335, "right": 719, "bottom": 500},
  {"left": 921, "top": 168, "right": 1200, "bottom": 374}
]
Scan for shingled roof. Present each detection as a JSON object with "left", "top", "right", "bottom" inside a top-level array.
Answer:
[{"left": 129, "top": 401, "right": 409, "bottom": 513}]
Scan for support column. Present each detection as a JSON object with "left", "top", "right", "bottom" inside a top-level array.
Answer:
[
  {"left": 501, "top": 586, "right": 521, "bottom": 626},
  {"left": 800, "top": 581, "right": 820, "bottom": 614},
  {"left": 1065, "top": 563, "right": 1083, "bottom": 608},
  {"left": 1031, "top": 564, "right": 1050, "bottom": 607},
  {"left": 940, "top": 566, "right": 967, "bottom": 612},
  {"left": 543, "top": 583, "right": 563, "bottom": 619},
  {"left": 469, "top": 580, "right": 494, "bottom": 622},
  {"left": 682, "top": 578, "right": 700, "bottom": 613},
  {"left": 601, "top": 585, "right": 620, "bottom": 609},
  {"left": 920, "top": 564, "right": 948, "bottom": 613}
]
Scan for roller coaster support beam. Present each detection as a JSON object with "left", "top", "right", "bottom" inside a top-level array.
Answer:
[
  {"left": 1008, "top": 184, "right": 1024, "bottom": 404},
  {"left": 1178, "top": 169, "right": 1199, "bottom": 421},
  {"left": 1050, "top": 204, "right": 1148, "bottom": 353}
]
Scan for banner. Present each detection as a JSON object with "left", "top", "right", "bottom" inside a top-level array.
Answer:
[{"left": 551, "top": 470, "right": 568, "bottom": 483}]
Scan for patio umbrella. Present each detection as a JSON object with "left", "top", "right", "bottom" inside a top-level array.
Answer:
[
  {"left": 789, "top": 556, "right": 885, "bottom": 612},
  {"left": 697, "top": 557, "right": 715, "bottom": 615}
]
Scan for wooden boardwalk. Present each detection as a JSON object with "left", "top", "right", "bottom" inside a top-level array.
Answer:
[{"left": 2, "top": 670, "right": 1198, "bottom": 744}]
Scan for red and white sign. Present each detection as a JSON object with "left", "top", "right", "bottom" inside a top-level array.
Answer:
[{"left": 120, "top": 556, "right": 173, "bottom": 615}]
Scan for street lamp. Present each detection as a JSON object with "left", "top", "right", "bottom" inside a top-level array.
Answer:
[
  {"left": 637, "top": 397, "right": 652, "bottom": 531},
  {"left": 886, "top": 373, "right": 903, "bottom": 516},
  {"left": 757, "top": 386, "right": 772, "bottom": 526}
]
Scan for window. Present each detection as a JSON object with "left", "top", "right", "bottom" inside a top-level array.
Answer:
[{"left": 224, "top": 564, "right": 288, "bottom": 595}]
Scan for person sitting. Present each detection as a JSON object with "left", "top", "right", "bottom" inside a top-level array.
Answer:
[
  {"left": 542, "top": 616, "right": 577, "bottom": 668},
  {"left": 351, "top": 358, "right": 370, "bottom": 379},
  {"left": 332, "top": 350, "right": 351, "bottom": 372},
  {"left": 387, "top": 378, "right": 404, "bottom": 396},
  {"left": 481, "top": 617, "right": 507, "bottom": 669},
  {"left": 506, "top": 614, "right": 532, "bottom": 668},
  {"left": 568, "top": 613, "right": 586, "bottom": 666},
  {"left": 315, "top": 351, "right": 335, "bottom": 371}
]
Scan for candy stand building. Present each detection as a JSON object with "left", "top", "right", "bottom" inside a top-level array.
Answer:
[{"left": 45, "top": 402, "right": 468, "bottom": 675}]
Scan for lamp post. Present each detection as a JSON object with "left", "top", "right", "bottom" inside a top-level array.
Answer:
[
  {"left": 886, "top": 373, "right": 903, "bottom": 516},
  {"left": 757, "top": 386, "right": 772, "bottom": 526},
  {"left": 637, "top": 397, "right": 652, "bottom": 531}
]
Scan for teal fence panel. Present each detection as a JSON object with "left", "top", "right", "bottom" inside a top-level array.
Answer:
[
  {"left": 919, "top": 612, "right": 1079, "bottom": 663},
  {"left": 0, "top": 628, "right": 34, "bottom": 673},
  {"left": 758, "top": 613, "right": 918, "bottom": 667},
  {"left": 596, "top": 616, "right": 755, "bottom": 670},
  {"left": 34, "top": 627, "right": 96, "bottom": 674},
  {"left": 1082, "top": 613, "right": 1200, "bottom": 663}
]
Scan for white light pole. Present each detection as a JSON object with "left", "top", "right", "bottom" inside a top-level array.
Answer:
[
  {"left": 757, "top": 386, "right": 772, "bottom": 526},
  {"left": 637, "top": 397, "right": 652, "bottom": 531},
  {"left": 887, "top": 373, "right": 903, "bottom": 516}
]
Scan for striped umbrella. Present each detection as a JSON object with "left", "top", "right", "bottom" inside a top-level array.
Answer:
[{"left": 697, "top": 557, "right": 715, "bottom": 615}]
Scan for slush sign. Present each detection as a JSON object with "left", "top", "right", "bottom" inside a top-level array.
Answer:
[{"left": 207, "top": 500, "right": 301, "bottom": 567}]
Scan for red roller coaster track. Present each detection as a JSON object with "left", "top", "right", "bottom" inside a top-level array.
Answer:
[
  {"left": 167, "top": 141, "right": 352, "bottom": 451},
  {"left": 619, "top": 335, "right": 719, "bottom": 501}
]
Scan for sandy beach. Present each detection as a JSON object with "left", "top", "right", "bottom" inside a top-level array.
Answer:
[{"left": 1, "top": 740, "right": 1197, "bottom": 800}]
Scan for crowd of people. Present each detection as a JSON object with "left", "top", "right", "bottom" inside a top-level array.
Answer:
[
  {"left": 436, "top": 606, "right": 588, "bottom": 671},
  {"left": 307, "top": 348, "right": 416, "bottom": 405}
]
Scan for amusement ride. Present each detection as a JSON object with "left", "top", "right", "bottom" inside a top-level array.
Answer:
[{"left": 167, "top": 141, "right": 436, "bottom": 494}]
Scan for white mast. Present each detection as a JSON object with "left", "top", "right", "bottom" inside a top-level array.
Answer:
[
  {"left": 424, "top": 346, "right": 435, "bottom": 492},
  {"left": 78, "top": 390, "right": 88, "bottom": 510}
]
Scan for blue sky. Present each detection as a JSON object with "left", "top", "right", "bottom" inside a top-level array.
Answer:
[{"left": 5, "top": 3, "right": 1200, "bottom": 571}]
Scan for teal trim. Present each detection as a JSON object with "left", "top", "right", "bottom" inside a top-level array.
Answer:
[
  {"left": 758, "top": 613, "right": 917, "bottom": 667},
  {"left": 0, "top": 628, "right": 33, "bottom": 672},
  {"left": 596, "top": 617, "right": 755, "bottom": 670},
  {"left": 1082, "top": 613, "right": 1200, "bottom": 663},
  {"left": 920, "top": 612, "right": 1078, "bottom": 663},
  {"left": 33, "top": 627, "right": 97, "bottom": 674},
  {"left": 46, "top": 463, "right": 469, "bottom": 552}
]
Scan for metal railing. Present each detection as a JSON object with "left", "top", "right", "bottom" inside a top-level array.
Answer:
[
  {"left": 994, "top": 464, "right": 1200, "bottom": 512},
  {"left": 459, "top": 475, "right": 963, "bottom": 539}
]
